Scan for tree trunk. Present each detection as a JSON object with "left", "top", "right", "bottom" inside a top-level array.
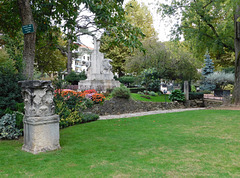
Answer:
[
  {"left": 67, "top": 39, "right": 72, "bottom": 74},
  {"left": 233, "top": 5, "right": 240, "bottom": 105},
  {"left": 18, "top": 0, "right": 36, "bottom": 80}
]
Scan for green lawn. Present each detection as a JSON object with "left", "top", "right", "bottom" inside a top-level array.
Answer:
[
  {"left": 131, "top": 93, "right": 171, "bottom": 102},
  {"left": 1, "top": 110, "right": 240, "bottom": 177}
]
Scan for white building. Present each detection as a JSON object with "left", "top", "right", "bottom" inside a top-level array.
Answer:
[{"left": 72, "top": 43, "right": 93, "bottom": 73}]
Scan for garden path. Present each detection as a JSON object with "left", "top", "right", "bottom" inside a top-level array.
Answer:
[{"left": 99, "top": 108, "right": 206, "bottom": 120}]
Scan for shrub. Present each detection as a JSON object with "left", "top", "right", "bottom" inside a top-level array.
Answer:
[
  {"left": 140, "top": 68, "right": 161, "bottom": 92},
  {"left": 0, "top": 59, "right": 24, "bottom": 118},
  {"left": 91, "top": 93, "right": 105, "bottom": 104},
  {"left": 111, "top": 86, "right": 131, "bottom": 99},
  {"left": 130, "top": 87, "right": 145, "bottom": 93},
  {"left": 189, "top": 92, "right": 204, "bottom": 100},
  {"left": 118, "top": 75, "right": 136, "bottom": 87},
  {"left": 147, "top": 91, "right": 157, "bottom": 96},
  {"left": 205, "top": 71, "right": 234, "bottom": 90},
  {"left": 81, "top": 113, "right": 99, "bottom": 123},
  {"left": 0, "top": 114, "right": 21, "bottom": 140},
  {"left": 169, "top": 90, "right": 185, "bottom": 102},
  {"left": 65, "top": 71, "right": 87, "bottom": 85}
]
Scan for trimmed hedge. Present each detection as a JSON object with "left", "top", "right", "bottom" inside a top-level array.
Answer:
[
  {"left": 129, "top": 87, "right": 146, "bottom": 93},
  {"left": 189, "top": 92, "right": 204, "bottom": 100}
]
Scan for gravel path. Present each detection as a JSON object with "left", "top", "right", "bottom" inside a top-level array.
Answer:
[{"left": 99, "top": 108, "right": 206, "bottom": 120}]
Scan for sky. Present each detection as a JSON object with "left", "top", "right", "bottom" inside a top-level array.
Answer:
[{"left": 80, "top": 0, "right": 173, "bottom": 48}]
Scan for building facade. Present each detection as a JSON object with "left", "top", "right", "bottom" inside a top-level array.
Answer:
[{"left": 72, "top": 43, "right": 93, "bottom": 73}]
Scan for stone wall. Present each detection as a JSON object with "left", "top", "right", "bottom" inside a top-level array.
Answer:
[
  {"left": 87, "top": 97, "right": 223, "bottom": 116},
  {"left": 88, "top": 98, "right": 185, "bottom": 115}
]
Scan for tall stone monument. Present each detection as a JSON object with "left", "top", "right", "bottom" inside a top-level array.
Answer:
[
  {"left": 78, "top": 38, "right": 120, "bottom": 92},
  {"left": 19, "top": 80, "right": 60, "bottom": 154}
]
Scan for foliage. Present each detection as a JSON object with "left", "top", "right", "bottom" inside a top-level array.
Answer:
[
  {"left": 91, "top": 93, "right": 105, "bottom": 104},
  {"left": 169, "top": 90, "right": 185, "bottom": 102},
  {"left": 139, "top": 68, "right": 161, "bottom": 92},
  {"left": 0, "top": 114, "right": 21, "bottom": 140},
  {"left": 206, "top": 71, "right": 234, "bottom": 90},
  {"left": 54, "top": 89, "right": 104, "bottom": 128},
  {"left": 0, "top": 32, "right": 24, "bottom": 73},
  {"left": 147, "top": 91, "right": 157, "bottom": 96},
  {"left": 100, "top": 0, "right": 156, "bottom": 76},
  {"left": 54, "top": 89, "right": 91, "bottom": 128},
  {"left": 35, "top": 29, "right": 67, "bottom": 74},
  {"left": 118, "top": 75, "right": 136, "bottom": 87},
  {"left": 200, "top": 53, "right": 216, "bottom": 91},
  {"left": 81, "top": 113, "right": 99, "bottom": 123},
  {"left": 65, "top": 71, "right": 87, "bottom": 85},
  {"left": 1, "top": 0, "right": 146, "bottom": 79},
  {"left": 129, "top": 87, "right": 146, "bottom": 93},
  {"left": 0, "top": 58, "right": 24, "bottom": 118},
  {"left": 158, "top": 0, "right": 235, "bottom": 67},
  {"left": 189, "top": 92, "right": 204, "bottom": 100},
  {"left": 126, "top": 39, "right": 199, "bottom": 81},
  {"left": 111, "top": 86, "right": 131, "bottom": 99}
]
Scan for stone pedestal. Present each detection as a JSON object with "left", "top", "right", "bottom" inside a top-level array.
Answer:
[
  {"left": 19, "top": 80, "right": 60, "bottom": 154},
  {"left": 79, "top": 79, "right": 120, "bottom": 92}
]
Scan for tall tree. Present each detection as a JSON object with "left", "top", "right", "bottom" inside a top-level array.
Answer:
[
  {"left": 159, "top": 0, "right": 234, "bottom": 65},
  {"left": 100, "top": 0, "right": 156, "bottom": 77},
  {"left": 233, "top": 4, "right": 240, "bottom": 104},
  {"left": 0, "top": 0, "right": 144, "bottom": 79},
  {"left": 126, "top": 38, "right": 199, "bottom": 81},
  {"left": 159, "top": 0, "right": 240, "bottom": 104}
]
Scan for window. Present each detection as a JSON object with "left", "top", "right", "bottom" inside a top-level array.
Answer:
[
  {"left": 87, "top": 56, "right": 90, "bottom": 60},
  {"left": 83, "top": 56, "right": 85, "bottom": 60}
]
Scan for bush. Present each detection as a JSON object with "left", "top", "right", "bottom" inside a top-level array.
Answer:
[
  {"left": 0, "top": 114, "right": 21, "bottom": 139},
  {"left": 0, "top": 59, "right": 24, "bottom": 118},
  {"left": 148, "top": 91, "right": 157, "bottom": 96},
  {"left": 189, "top": 92, "right": 204, "bottom": 100},
  {"left": 130, "top": 87, "right": 145, "bottom": 93},
  {"left": 111, "top": 86, "right": 131, "bottom": 99},
  {"left": 169, "top": 90, "right": 185, "bottom": 102},
  {"left": 139, "top": 68, "right": 161, "bottom": 92},
  {"left": 205, "top": 71, "right": 234, "bottom": 90},
  {"left": 81, "top": 113, "right": 99, "bottom": 123},
  {"left": 118, "top": 75, "right": 136, "bottom": 87},
  {"left": 65, "top": 71, "right": 87, "bottom": 85}
]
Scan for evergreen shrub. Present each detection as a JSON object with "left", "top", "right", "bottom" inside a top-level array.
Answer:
[
  {"left": 118, "top": 75, "right": 136, "bottom": 86},
  {"left": 0, "top": 60, "right": 24, "bottom": 118},
  {"left": 111, "top": 86, "right": 131, "bottom": 99},
  {"left": 189, "top": 92, "right": 204, "bottom": 100},
  {"left": 65, "top": 71, "right": 87, "bottom": 85}
]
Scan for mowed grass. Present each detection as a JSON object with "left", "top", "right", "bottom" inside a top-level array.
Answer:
[
  {"left": 1, "top": 110, "right": 240, "bottom": 177},
  {"left": 131, "top": 93, "right": 171, "bottom": 102}
]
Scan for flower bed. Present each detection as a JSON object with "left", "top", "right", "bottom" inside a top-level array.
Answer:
[{"left": 54, "top": 89, "right": 104, "bottom": 128}]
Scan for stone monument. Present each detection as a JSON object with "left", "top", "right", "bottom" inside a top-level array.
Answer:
[
  {"left": 18, "top": 80, "right": 60, "bottom": 154},
  {"left": 78, "top": 38, "right": 120, "bottom": 92}
]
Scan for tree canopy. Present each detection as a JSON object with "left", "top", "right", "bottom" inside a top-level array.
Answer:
[
  {"left": 159, "top": 0, "right": 235, "bottom": 66},
  {"left": 0, "top": 0, "right": 145, "bottom": 79},
  {"left": 100, "top": 0, "right": 157, "bottom": 77}
]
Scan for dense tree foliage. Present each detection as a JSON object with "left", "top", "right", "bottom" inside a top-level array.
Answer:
[
  {"left": 126, "top": 38, "right": 199, "bottom": 81},
  {"left": 159, "top": 0, "right": 234, "bottom": 66},
  {"left": 0, "top": 0, "right": 144, "bottom": 79},
  {"left": 100, "top": 0, "right": 156, "bottom": 77}
]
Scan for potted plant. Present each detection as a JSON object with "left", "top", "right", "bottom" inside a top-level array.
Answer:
[{"left": 206, "top": 71, "right": 234, "bottom": 97}]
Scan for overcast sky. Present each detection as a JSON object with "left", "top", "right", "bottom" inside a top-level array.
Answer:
[{"left": 80, "top": 0, "right": 173, "bottom": 48}]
